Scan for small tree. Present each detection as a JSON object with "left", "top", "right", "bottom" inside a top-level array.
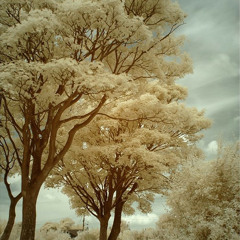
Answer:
[
  {"left": 0, "top": 130, "right": 22, "bottom": 240},
  {"left": 157, "top": 142, "right": 240, "bottom": 240}
]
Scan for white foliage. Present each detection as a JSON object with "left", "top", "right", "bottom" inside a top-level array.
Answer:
[
  {"left": 36, "top": 218, "right": 83, "bottom": 240},
  {"left": 157, "top": 142, "right": 240, "bottom": 240}
]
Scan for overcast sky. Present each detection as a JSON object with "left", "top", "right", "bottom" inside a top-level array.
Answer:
[
  {"left": 0, "top": 0, "right": 239, "bottom": 231},
  {"left": 178, "top": 0, "right": 239, "bottom": 158}
]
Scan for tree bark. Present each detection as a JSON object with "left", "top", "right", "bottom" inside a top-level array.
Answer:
[
  {"left": 19, "top": 190, "right": 39, "bottom": 240},
  {"left": 108, "top": 202, "right": 124, "bottom": 240},
  {"left": 0, "top": 196, "right": 21, "bottom": 240},
  {"left": 99, "top": 216, "right": 110, "bottom": 240}
]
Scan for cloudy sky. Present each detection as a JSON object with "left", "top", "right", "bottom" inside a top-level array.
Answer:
[
  {"left": 178, "top": 0, "right": 239, "bottom": 157},
  {"left": 0, "top": 0, "right": 239, "bottom": 231}
]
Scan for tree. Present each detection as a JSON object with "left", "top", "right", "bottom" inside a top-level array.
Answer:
[
  {"left": 48, "top": 91, "right": 210, "bottom": 240},
  {"left": 0, "top": 130, "right": 22, "bottom": 240},
  {"left": 0, "top": 0, "right": 209, "bottom": 239},
  {"left": 157, "top": 142, "right": 240, "bottom": 240}
]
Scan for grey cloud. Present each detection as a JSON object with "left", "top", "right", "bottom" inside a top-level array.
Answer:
[
  {"left": 0, "top": 179, "right": 21, "bottom": 205},
  {"left": 0, "top": 184, "right": 10, "bottom": 205},
  {"left": 176, "top": 0, "right": 239, "bottom": 148},
  {"left": 178, "top": 0, "right": 239, "bottom": 65}
]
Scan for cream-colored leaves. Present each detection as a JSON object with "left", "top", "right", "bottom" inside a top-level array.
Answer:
[
  {"left": 124, "top": 0, "right": 186, "bottom": 26},
  {"left": 59, "top": 0, "right": 151, "bottom": 42},
  {"left": 0, "top": 9, "right": 59, "bottom": 62},
  {"left": 0, "top": 58, "right": 133, "bottom": 114},
  {"left": 158, "top": 142, "right": 240, "bottom": 240}
]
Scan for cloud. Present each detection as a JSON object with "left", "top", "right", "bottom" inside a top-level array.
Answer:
[
  {"left": 38, "top": 188, "right": 63, "bottom": 203},
  {"left": 206, "top": 96, "right": 238, "bottom": 116},
  {"left": 206, "top": 140, "right": 218, "bottom": 155},
  {"left": 0, "top": 184, "right": 10, "bottom": 205},
  {"left": 192, "top": 54, "right": 238, "bottom": 88},
  {"left": 234, "top": 116, "right": 240, "bottom": 122},
  {"left": 0, "top": 175, "right": 21, "bottom": 213},
  {"left": 177, "top": 0, "right": 239, "bottom": 146},
  {"left": 176, "top": 0, "right": 239, "bottom": 161},
  {"left": 123, "top": 213, "right": 158, "bottom": 225}
]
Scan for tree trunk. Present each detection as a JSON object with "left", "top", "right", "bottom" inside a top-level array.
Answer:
[
  {"left": 19, "top": 191, "right": 39, "bottom": 240},
  {"left": 99, "top": 216, "right": 110, "bottom": 240},
  {"left": 108, "top": 202, "right": 124, "bottom": 240},
  {"left": 0, "top": 196, "right": 21, "bottom": 240}
]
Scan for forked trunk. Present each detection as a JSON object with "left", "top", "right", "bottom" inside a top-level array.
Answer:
[
  {"left": 19, "top": 192, "right": 38, "bottom": 240},
  {"left": 0, "top": 197, "right": 21, "bottom": 240},
  {"left": 108, "top": 202, "right": 124, "bottom": 240},
  {"left": 99, "top": 216, "right": 110, "bottom": 240}
]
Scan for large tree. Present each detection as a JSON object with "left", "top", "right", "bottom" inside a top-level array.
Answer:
[{"left": 0, "top": 0, "right": 209, "bottom": 239}]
